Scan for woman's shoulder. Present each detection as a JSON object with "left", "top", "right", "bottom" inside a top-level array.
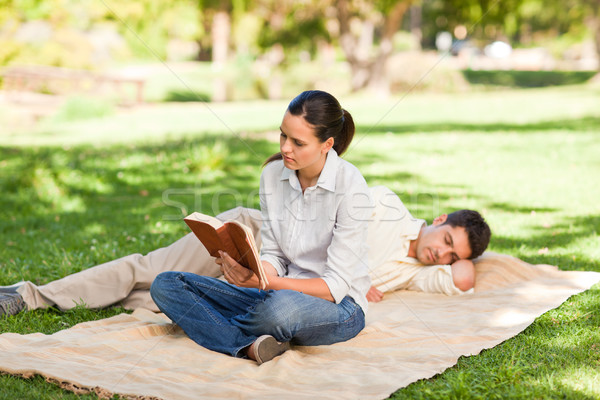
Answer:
[
  {"left": 261, "top": 159, "right": 285, "bottom": 178},
  {"left": 334, "top": 159, "right": 372, "bottom": 218},
  {"left": 336, "top": 157, "right": 368, "bottom": 191}
]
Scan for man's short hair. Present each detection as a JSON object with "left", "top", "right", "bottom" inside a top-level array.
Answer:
[{"left": 443, "top": 210, "right": 491, "bottom": 259}]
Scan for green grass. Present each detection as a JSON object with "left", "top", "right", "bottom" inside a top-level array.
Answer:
[
  {"left": 462, "top": 69, "right": 597, "bottom": 87},
  {"left": 1, "top": 84, "right": 599, "bottom": 399},
  {"left": 49, "top": 96, "right": 115, "bottom": 123}
]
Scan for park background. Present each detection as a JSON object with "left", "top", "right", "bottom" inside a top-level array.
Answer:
[{"left": 1, "top": 0, "right": 599, "bottom": 399}]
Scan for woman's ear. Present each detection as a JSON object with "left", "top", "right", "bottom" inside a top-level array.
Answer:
[{"left": 322, "top": 137, "right": 334, "bottom": 153}]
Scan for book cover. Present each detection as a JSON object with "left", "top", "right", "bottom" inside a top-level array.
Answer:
[{"left": 184, "top": 212, "right": 269, "bottom": 290}]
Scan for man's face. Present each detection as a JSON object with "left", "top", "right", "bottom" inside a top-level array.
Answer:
[{"left": 414, "top": 215, "right": 472, "bottom": 265}]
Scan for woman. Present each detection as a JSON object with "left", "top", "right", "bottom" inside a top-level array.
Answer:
[{"left": 150, "top": 90, "right": 372, "bottom": 364}]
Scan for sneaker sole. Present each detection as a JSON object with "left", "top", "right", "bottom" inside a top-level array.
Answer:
[{"left": 254, "top": 335, "right": 290, "bottom": 365}]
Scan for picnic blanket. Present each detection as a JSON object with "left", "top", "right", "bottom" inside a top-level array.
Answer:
[{"left": 0, "top": 251, "right": 598, "bottom": 400}]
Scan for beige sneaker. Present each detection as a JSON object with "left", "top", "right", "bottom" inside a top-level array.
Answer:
[{"left": 250, "top": 335, "right": 290, "bottom": 365}]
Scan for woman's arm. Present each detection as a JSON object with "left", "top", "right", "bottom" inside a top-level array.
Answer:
[
  {"left": 217, "top": 252, "right": 335, "bottom": 302},
  {"left": 316, "top": 188, "right": 371, "bottom": 304},
  {"left": 257, "top": 168, "right": 290, "bottom": 276}
]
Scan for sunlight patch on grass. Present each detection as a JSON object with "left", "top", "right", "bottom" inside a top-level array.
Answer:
[
  {"left": 83, "top": 223, "right": 105, "bottom": 236},
  {"left": 59, "top": 169, "right": 114, "bottom": 194},
  {"left": 32, "top": 167, "right": 86, "bottom": 213},
  {"left": 554, "top": 364, "right": 600, "bottom": 396}
]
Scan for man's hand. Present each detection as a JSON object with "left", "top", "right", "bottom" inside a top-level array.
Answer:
[
  {"left": 216, "top": 251, "right": 260, "bottom": 288},
  {"left": 366, "top": 286, "right": 384, "bottom": 302}
]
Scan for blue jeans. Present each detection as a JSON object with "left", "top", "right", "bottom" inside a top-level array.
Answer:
[{"left": 150, "top": 272, "right": 365, "bottom": 358}]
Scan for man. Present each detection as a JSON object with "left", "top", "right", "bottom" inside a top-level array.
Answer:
[
  {"left": 0, "top": 186, "right": 490, "bottom": 317},
  {"left": 364, "top": 186, "right": 489, "bottom": 302}
]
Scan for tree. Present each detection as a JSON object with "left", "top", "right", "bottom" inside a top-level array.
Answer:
[
  {"left": 420, "top": 0, "right": 524, "bottom": 46},
  {"left": 196, "top": 0, "right": 231, "bottom": 100},
  {"left": 421, "top": 0, "right": 600, "bottom": 71},
  {"left": 196, "top": 0, "right": 256, "bottom": 100},
  {"left": 335, "top": 0, "right": 415, "bottom": 94},
  {"left": 251, "top": 0, "right": 330, "bottom": 98},
  {"left": 510, "top": 0, "right": 600, "bottom": 71},
  {"left": 582, "top": 0, "right": 600, "bottom": 71}
]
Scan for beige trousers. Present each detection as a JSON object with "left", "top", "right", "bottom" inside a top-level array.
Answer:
[{"left": 16, "top": 207, "right": 263, "bottom": 312}]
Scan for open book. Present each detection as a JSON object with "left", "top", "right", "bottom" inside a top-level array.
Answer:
[{"left": 184, "top": 212, "right": 269, "bottom": 290}]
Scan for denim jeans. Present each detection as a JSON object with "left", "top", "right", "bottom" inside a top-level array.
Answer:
[{"left": 150, "top": 272, "right": 365, "bottom": 358}]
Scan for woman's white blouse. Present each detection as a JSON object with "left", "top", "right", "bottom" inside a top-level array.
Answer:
[{"left": 259, "top": 149, "right": 372, "bottom": 314}]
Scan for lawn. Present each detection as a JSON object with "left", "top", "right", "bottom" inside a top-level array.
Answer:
[{"left": 1, "top": 84, "right": 599, "bottom": 399}]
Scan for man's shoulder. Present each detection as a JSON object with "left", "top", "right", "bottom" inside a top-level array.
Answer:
[
  {"left": 370, "top": 186, "right": 409, "bottom": 216},
  {"left": 368, "top": 186, "right": 424, "bottom": 232}
]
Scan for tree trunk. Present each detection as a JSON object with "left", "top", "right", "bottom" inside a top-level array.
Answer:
[
  {"left": 337, "top": 0, "right": 365, "bottom": 91},
  {"left": 212, "top": 9, "right": 230, "bottom": 102},
  {"left": 365, "top": 1, "right": 412, "bottom": 95},
  {"left": 336, "top": 0, "right": 413, "bottom": 94},
  {"left": 587, "top": 1, "right": 600, "bottom": 72},
  {"left": 337, "top": 0, "right": 377, "bottom": 91},
  {"left": 196, "top": 14, "right": 212, "bottom": 61},
  {"left": 410, "top": 5, "right": 422, "bottom": 49},
  {"left": 594, "top": 16, "right": 600, "bottom": 71}
]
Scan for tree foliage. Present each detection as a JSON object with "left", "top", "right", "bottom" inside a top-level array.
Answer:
[
  {"left": 1, "top": 0, "right": 598, "bottom": 83},
  {"left": 0, "top": 0, "right": 202, "bottom": 67}
]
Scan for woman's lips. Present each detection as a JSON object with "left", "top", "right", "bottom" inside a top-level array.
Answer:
[{"left": 283, "top": 155, "right": 294, "bottom": 162}]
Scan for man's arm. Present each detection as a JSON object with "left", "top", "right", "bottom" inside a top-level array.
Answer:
[
  {"left": 366, "top": 286, "right": 384, "bottom": 302},
  {"left": 368, "top": 259, "right": 475, "bottom": 302},
  {"left": 450, "top": 259, "right": 475, "bottom": 291}
]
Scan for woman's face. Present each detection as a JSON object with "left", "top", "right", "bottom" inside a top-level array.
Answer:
[{"left": 279, "top": 111, "right": 333, "bottom": 176}]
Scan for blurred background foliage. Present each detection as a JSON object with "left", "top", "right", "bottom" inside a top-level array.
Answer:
[{"left": 0, "top": 0, "right": 598, "bottom": 102}]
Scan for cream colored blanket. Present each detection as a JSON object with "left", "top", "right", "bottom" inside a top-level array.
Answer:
[{"left": 0, "top": 252, "right": 598, "bottom": 400}]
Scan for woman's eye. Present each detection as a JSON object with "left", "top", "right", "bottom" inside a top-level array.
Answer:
[{"left": 294, "top": 141, "right": 303, "bottom": 147}]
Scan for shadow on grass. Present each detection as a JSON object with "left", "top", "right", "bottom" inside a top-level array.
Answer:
[
  {"left": 356, "top": 115, "right": 600, "bottom": 135},
  {"left": 0, "top": 135, "right": 278, "bottom": 283},
  {"left": 1, "top": 134, "right": 275, "bottom": 216},
  {"left": 486, "top": 202, "right": 559, "bottom": 214},
  {"left": 163, "top": 89, "right": 211, "bottom": 102},
  {"left": 2, "top": 134, "right": 597, "bottom": 278},
  {"left": 489, "top": 213, "right": 600, "bottom": 272},
  {"left": 461, "top": 69, "right": 597, "bottom": 87}
]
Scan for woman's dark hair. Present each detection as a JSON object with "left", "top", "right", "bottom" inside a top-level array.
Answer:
[{"left": 264, "top": 90, "right": 355, "bottom": 165}]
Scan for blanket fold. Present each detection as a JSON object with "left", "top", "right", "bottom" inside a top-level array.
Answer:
[{"left": 0, "top": 252, "right": 598, "bottom": 400}]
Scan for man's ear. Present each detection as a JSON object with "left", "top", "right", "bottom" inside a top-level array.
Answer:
[
  {"left": 432, "top": 214, "right": 448, "bottom": 226},
  {"left": 322, "top": 137, "right": 334, "bottom": 153}
]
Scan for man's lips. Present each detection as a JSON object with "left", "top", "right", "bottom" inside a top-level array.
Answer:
[{"left": 428, "top": 249, "right": 436, "bottom": 263}]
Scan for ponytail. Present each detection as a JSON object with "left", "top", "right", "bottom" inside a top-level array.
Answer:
[
  {"left": 263, "top": 90, "right": 355, "bottom": 166},
  {"left": 333, "top": 109, "right": 354, "bottom": 156}
]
